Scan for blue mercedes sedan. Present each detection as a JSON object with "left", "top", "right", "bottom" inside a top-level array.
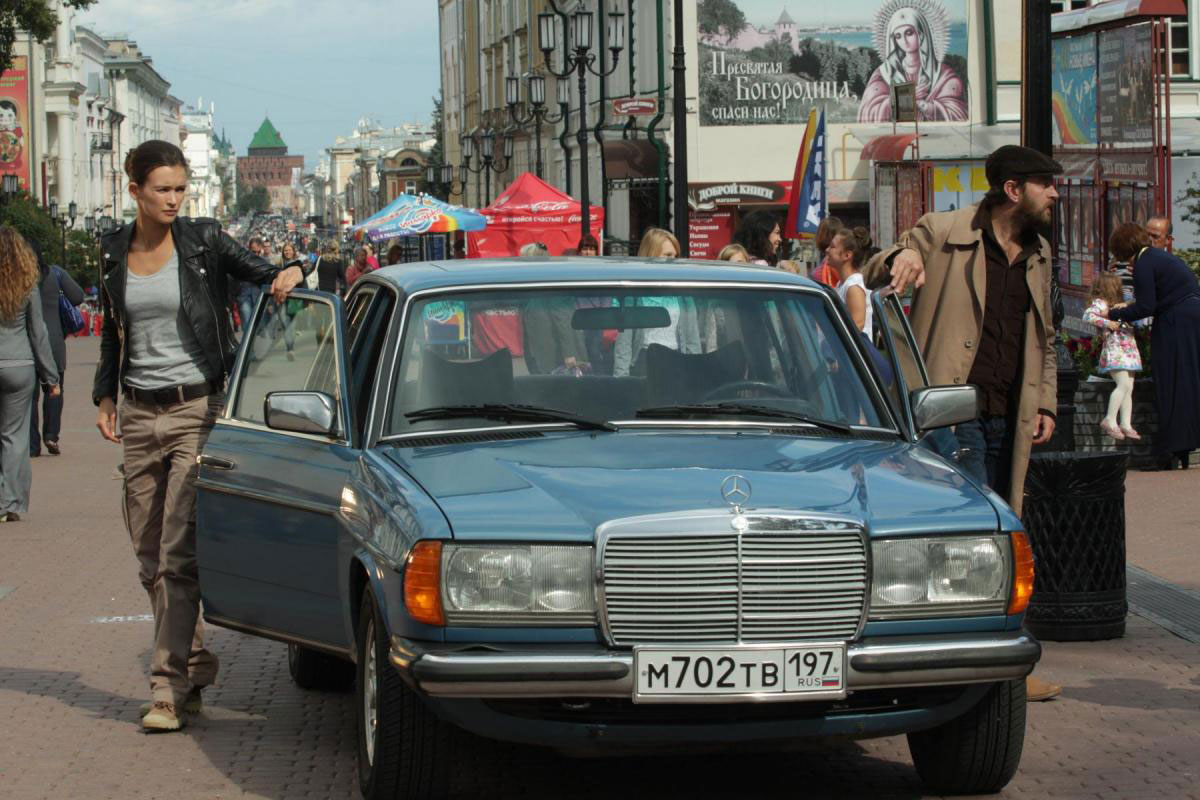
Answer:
[{"left": 196, "top": 258, "right": 1039, "bottom": 798}]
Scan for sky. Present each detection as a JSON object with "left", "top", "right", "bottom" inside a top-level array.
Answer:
[
  {"left": 78, "top": 0, "right": 442, "bottom": 168},
  {"left": 736, "top": 1, "right": 968, "bottom": 28}
]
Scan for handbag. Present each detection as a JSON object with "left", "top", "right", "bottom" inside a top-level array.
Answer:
[{"left": 56, "top": 269, "right": 85, "bottom": 334}]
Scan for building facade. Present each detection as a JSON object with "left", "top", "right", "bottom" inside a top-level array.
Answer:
[
  {"left": 181, "top": 100, "right": 229, "bottom": 218},
  {"left": 237, "top": 117, "right": 305, "bottom": 214},
  {"left": 439, "top": 0, "right": 1200, "bottom": 258},
  {"left": 0, "top": 2, "right": 195, "bottom": 224},
  {"left": 324, "top": 120, "right": 436, "bottom": 226}
]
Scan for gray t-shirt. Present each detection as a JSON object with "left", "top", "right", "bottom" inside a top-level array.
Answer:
[{"left": 124, "top": 251, "right": 213, "bottom": 389}]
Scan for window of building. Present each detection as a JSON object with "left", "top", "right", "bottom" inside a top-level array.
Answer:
[
  {"left": 405, "top": 180, "right": 417, "bottom": 194},
  {"left": 1169, "top": 15, "right": 1190, "bottom": 77}
]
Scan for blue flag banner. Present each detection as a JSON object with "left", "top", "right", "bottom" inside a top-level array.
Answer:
[{"left": 785, "top": 109, "right": 826, "bottom": 240}]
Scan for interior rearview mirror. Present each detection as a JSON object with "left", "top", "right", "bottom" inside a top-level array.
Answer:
[
  {"left": 264, "top": 391, "right": 338, "bottom": 436},
  {"left": 572, "top": 305, "right": 671, "bottom": 330},
  {"left": 911, "top": 385, "right": 978, "bottom": 432}
]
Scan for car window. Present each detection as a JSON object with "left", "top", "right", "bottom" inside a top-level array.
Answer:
[
  {"left": 345, "top": 288, "right": 375, "bottom": 354},
  {"left": 232, "top": 296, "right": 341, "bottom": 425},
  {"left": 386, "top": 287, "right": 886, "bottom": 435},
  {"left": 879, "top": 294, "right": 928, "bottom": 393},
  {"left": 346, "top": 288, "right": 395, "bottom": 440}
]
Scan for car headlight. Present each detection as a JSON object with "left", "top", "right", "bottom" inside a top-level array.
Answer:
[
  {"left": 869, "top": 535, "right": 1011, "bottom": 619},
  {"left": 441, "top": 545, "right": 596, "bottom": 625}
]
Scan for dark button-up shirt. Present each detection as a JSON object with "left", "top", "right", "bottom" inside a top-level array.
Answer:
[{"left": 967, "top": 207, "right": 1037, "bottom": 417}]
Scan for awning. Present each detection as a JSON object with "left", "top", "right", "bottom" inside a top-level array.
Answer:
[
  {"left": 860, "top": 134, "right": 919, "bottom": 162},
  {"left": 1052, "top": 0, "right": 1185, "bottom": 33},
  {"left": 853, "top": 123, "right": 1022, "bottom": 162}
]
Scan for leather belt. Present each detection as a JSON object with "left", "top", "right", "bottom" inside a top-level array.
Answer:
[{"left": 123, "top": 380, "right": 220, "bottom": 406}]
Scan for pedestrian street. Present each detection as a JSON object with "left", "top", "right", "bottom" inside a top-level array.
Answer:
[{"left": 0, "top": 337, "right": 1197, "bottom": 800}]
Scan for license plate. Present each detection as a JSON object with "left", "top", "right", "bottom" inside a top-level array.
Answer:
[{"left": 633, "top": 644, "right": 846, "bottom": 703}]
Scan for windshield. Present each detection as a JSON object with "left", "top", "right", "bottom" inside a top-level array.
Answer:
[{"left": 386, "top": 286, "right": 888, "bottom": 435}]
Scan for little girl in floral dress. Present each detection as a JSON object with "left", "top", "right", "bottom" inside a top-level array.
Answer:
[{"left": 1083, "top": 271, "right": 1143, "bottom": 440}]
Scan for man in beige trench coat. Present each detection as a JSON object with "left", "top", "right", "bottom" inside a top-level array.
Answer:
[{"left": 864, "top": 145, "right": 1063, "bottom": 701}]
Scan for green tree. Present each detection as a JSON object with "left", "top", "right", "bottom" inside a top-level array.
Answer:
[
  {"left": 0, "top": 191, "right": 98, "bottom": 288},
  {"left": 417, "top": 93, "right": 446, "bottom": 200},
  {"left": 236, "top": 184, "right": 269, "bottom": 216},
  {"left": 697, "top": 0, "right": 746, "bottom": 44},
  {"left": 1, "top": 0, "right": 96, "bottom": 75}
]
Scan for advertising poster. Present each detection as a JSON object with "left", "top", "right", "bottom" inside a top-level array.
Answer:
[
  {"left": 697, "top": 0, "right": 968, "bottom": 126},
  {"left": 1098, "top": 25, "right": 1153, "bottom": 146},
  {"left": 0, "top": 55, "right": 31, "bottom": 190},
  {"left": 688, "top": 210, "right": 736, "bottom": 259},
  {"left": 874, "top": 165, "right": 897, "bottom": 248},
  {"left": 929, "top": 159, "right": 987, "bottom": 212},
  {"left": 1055, "top": 185, "right": 1069, "bottom": 258},
  {"left": 1052, "top": 34, "right": 1098, "bottom": 147},
  {"left": 896, "top": 165, "right": 924, "bottom": 237}
]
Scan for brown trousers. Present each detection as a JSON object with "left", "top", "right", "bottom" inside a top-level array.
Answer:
[{"left": 121, "top": 393, "right": 223, "bottom": 706}]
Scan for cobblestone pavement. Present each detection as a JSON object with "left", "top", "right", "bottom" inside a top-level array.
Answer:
[{"left": 1, "top": 339, "right": 1197, "bottom": 799}]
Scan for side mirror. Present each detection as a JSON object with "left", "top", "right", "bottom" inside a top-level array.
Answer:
[
  {"left": 911, "top": 385, "right": 978, "bottom": 432},
  {"left": 264, "top": 391, "right": 338, "bottom": 436}
]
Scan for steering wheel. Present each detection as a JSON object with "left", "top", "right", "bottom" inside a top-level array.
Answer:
[{"left": 701, "top": 380, "right": 792, "bottom": 402}]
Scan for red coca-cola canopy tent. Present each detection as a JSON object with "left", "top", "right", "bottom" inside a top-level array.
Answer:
[{"left": 467, "top": 172, "right": 604, "bottom": 257}]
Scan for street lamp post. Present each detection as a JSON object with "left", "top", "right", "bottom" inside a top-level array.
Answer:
[
  {"left": 506, "top": 74, "right": 566, "bottom": 180},
  {"left": 49, "top": 200, "right": 77, "bottom": 268},
  {"left": 460, "top": 128, "right": 513, "bottom": 205},
  {"left": 1, "top": 173, "right": 19, "bottom": 204},
  {"left": 425, "top": 163, "right": 457, "bottom": 202},
  {"left": 538, "top": 7, "right": 624, "bottom": 242}
]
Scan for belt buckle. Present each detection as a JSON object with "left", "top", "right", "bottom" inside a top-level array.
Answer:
[{"left": 176, "top": 385, "right": 185, "bottom": 404}]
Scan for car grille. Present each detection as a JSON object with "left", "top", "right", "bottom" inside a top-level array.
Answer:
[{"left": 601, "top": 525, "right": 867, "bottom": 646}]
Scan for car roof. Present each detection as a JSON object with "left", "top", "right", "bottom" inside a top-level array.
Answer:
[{"left": 361, "top": 256, "right": 825, "bottom": 295}]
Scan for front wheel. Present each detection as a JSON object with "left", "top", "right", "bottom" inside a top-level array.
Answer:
[
  {"left": 907, "top": 678, "right": 1027, "bottom": 795},
  {"left": 355, "top": 587, "right": 456, "bottom": 799}
]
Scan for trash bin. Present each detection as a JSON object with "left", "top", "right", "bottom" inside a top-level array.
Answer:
[{"left": 1021, "top": 451, "right": 1128, "bottom": 641}]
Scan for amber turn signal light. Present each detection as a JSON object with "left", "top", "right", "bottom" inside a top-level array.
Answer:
[
  {"left": 1008, "top": 532, "right": 1035, "bottom": 615},
  {"left": 404, "top": 541, "right": 445, "bottom": 626}
]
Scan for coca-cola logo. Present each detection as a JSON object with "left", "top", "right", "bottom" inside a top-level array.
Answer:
[{"left": 531, "top": 200, "right": 571, "bottom": 212}]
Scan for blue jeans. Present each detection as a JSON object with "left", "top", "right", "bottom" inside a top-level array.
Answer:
[
  {"left": 952, "top": 416, "right": 1014, "bottom": 498},
  {"left": 236, "top": 286, "right": 261, "bottom": 332}
]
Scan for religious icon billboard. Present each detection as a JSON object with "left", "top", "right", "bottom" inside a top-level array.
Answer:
[
  {"left": 697, "top": 0, "right": 969, "bottom": 126},
  {"left": 0, "top": 55, "right": 31, "bottom": 190}
]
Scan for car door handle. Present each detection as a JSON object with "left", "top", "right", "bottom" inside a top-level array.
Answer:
[{"left": 197, "top": 454, "right": 237, "bottom": 471}]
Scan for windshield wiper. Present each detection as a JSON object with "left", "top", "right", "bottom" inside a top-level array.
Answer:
[
  {"left": 404, "top": 403, "right": 617, "bottom": 432},
  {"left": 635, "top": 402, "right": 852, "bottom": 433}
]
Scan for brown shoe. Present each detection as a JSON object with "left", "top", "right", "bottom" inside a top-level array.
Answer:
[
  {"left": 142, "top": 701, "right": 185, "bottom": 732},
  {"left": 140, "top": 688, "right": 201, "bottom": 718},
  {"left": 1026, "top": 675, "right": 1062, "bottom": 702}
]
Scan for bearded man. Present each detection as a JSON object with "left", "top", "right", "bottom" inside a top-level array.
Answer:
[{"left": 865, "top": 144, "right": 1063, "bottom": 702}]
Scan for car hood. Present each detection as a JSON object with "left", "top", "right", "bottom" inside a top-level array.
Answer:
[{"left": 383, "top": 430, "right": 999, "bottom": 541}]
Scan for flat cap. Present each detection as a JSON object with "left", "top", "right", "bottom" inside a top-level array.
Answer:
[{"left": 985, "top": 145, "right": 1063, "bottom": 188}]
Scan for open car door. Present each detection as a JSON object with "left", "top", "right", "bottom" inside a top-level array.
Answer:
[
  {"left": 869, "top": 287, "right": 930, "bottom": 440},
  {"left": 195, "top": 290, "right": 355, "bottom": 654}
]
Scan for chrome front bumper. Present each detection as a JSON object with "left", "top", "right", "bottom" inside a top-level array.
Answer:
[{"left": 391, "top": 631, "right": 1040, "bottom": 699}]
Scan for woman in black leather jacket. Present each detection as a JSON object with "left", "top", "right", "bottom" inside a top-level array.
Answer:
[{"left": 92, "top": 139, "right": 303, "bottom": 732}]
